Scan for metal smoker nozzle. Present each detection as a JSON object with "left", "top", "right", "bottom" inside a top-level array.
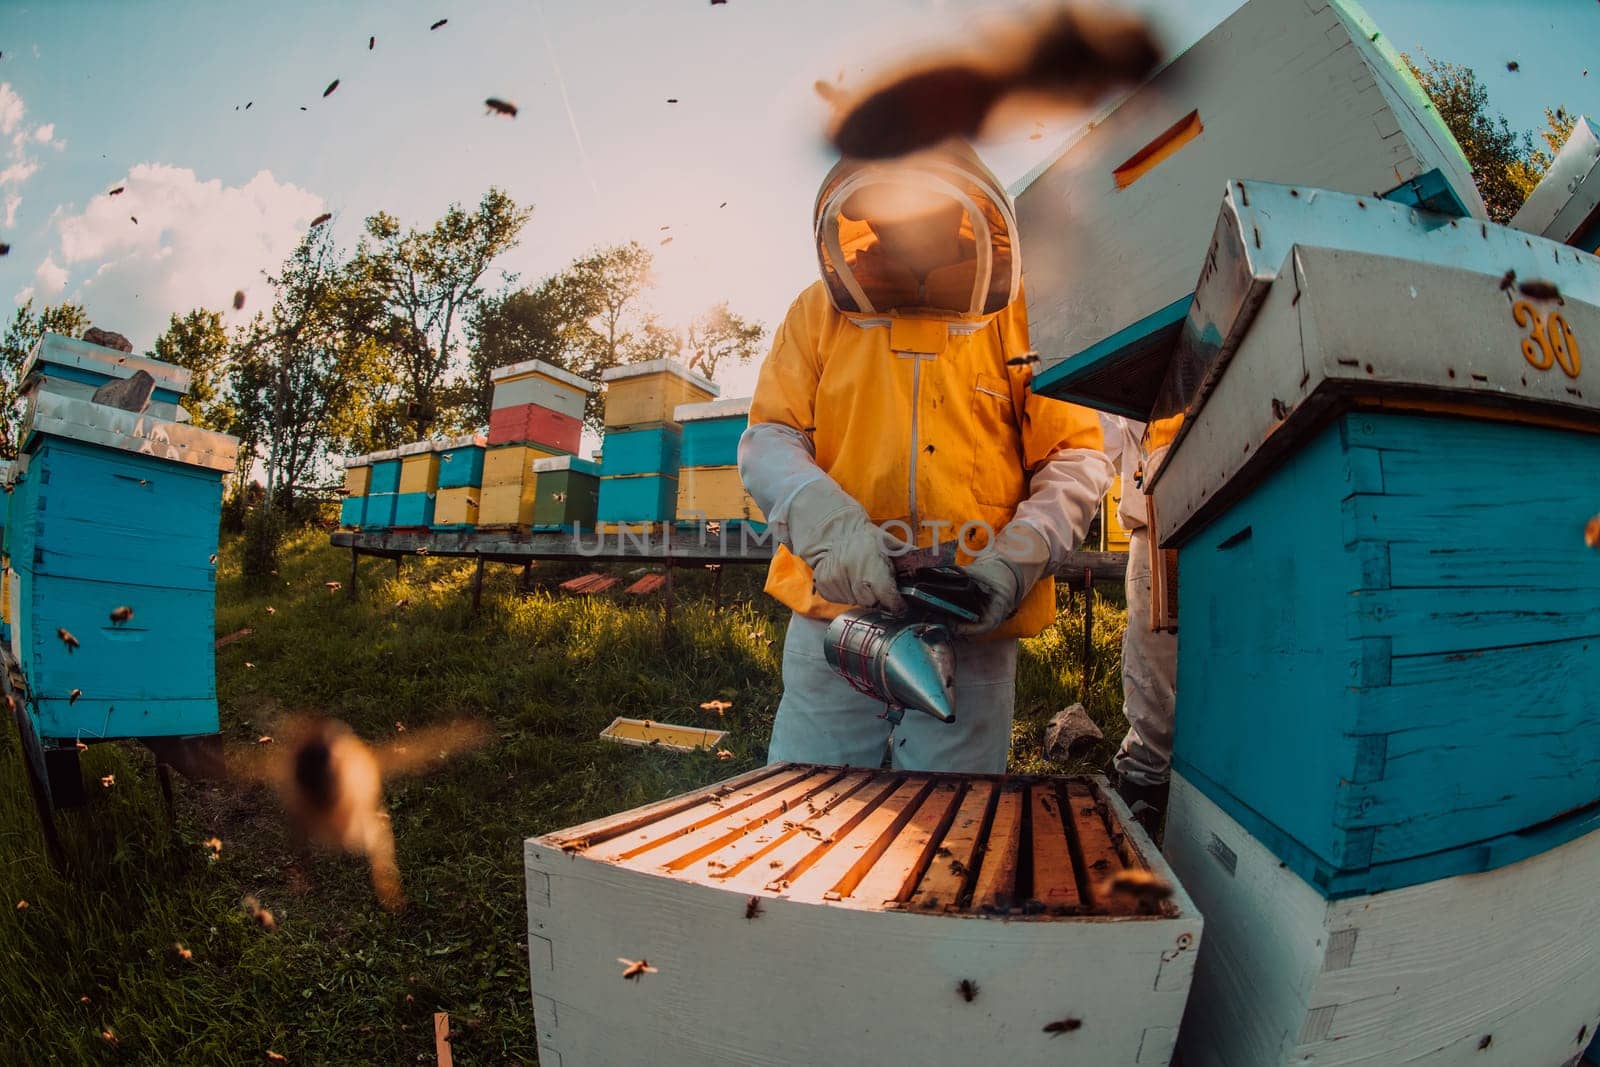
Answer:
[{"left": 823, "top": 609, "right": 958, "bottom": 724}]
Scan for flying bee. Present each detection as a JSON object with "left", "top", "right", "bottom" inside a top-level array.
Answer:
[
  {"left": 15, "top": 900, "right": 27, "bottom": 911},
  {"left": 368, "top": 35, "right": 375, "bottom": 49},
  {"left": 325, "top": 581, "right": 342, "bottom": 591},
  {"left": 1103, "top": 867, "right": 1173, "bottom": 912},
  {"left": 1586, "top": 514, "right": 1600, "bottom": 549},
  {"left": 172, "top": 942, "right": 192, "bottom": 961},
  {"left": 110, "top": 605, "right": 133, "bottom": 625},
  {"left": 57, "top": 628, "right": 79, "bottom": 652},
  {"left": 824, "top": 5, "right": 1160, "bottom": 159},
  {"left": 618, "top": 957, "right": 658, "bottom": 981},
  {"left": 69, "top": 689, "right": 82, "bottom": 704},
  {"left": 323, "top": 79, "right": 340, "bottom": 98},
  {"left": 257, "top": 735, "right": 273, "bottom": 745},
  {"left": 485, "top": 98, "right": 518, "bottom": 117},
  {"left": 1498, "top": 269, "right": 1517, "bottom": 292},
  {"left": 430, "top": 18, "right": 448, "bottom": 30},
  {"left": 310, "top": 212, "right": 332, "bottom": 228},
  {"left": 699, "top": 699, "right": 732, "bottom": 716},
  {"left": 395, "top": 598, "right": 411, "bottom": 609},
  {"left": 716, "top": 749, "right": 735, "bottom": 760},
  {"left": 100, "top": 774, "right": 114, "bottom": 788},
  {"left": 242, "top": 895, "right": 276, "bottom": 931},
  {"left": 265, "top": 606, "right": 276, "bottom": 615},
  {"left": 101, "top": 1029, "right": 119, "bottom": 1047},
  {"left": 108, "top": 186, "right": 125, "bottom": 196},
  {"left": 745, "top": 896, "right": 763, "bottom": 920},
  {"left": 266, "top": 1052, "right": 287, "bottom": 1063},
  {"left": 1506, "top": 60, "right": 1520, "bottom": 72},
  {"left": 203, "top": 837, "right": 223, "bottom": 860},
  {"left": 233, "top": 291, "right": 246, "bottom": 311},
  {"left": 1043, "top": 1017, "right": 1082, "bottom": 1035},
  {"left": 957, "top": 979, "right": 979, "bottom": 1002},
  {"left": 1005, "top": 352, "right": 1041, "bottom": 366},
  {"left": 1518, "top": 279, "right": 1564, "bottom": 303},
  {"left": 231, "top": 715, "right": 488, "bottom": 910}
]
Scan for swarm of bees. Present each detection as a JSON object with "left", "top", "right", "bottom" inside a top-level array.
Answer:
[
  {"left": 231, "top": 715, "right": 488, "bottom": 910},
  {"left": 618, "top": 957, "right": 658, "bottom": 981},
  {"left": 823, "top": 4, "right": 1161, "bottom": 159}
]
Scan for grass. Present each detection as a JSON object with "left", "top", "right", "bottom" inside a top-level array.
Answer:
[{"left": 0, "top": 527, "right": 1129, "bottom": 1064}]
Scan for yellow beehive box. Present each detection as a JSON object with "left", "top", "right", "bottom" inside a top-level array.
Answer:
[
  {"left": 478, "top": 481, "right": 537, "bottom": 528},
  {"left": 1102, "top": 475, "right": 1132, "bottom": 552},
  {"left": 601, "top": 358, "right": 718, "bottom": 430},
  {"left": 434, "top": 486, "right": 480, "bottom": 528},
  {"left": 483, "top": 443, "right": 563, "bottom": 488},
  {"left": 676, "top": 465, "right": 764, "bottom": 523},
  {"left": 397, "top": 441, "right": 441, "bottom": 494},
  {"left": 343, "top": 458, "right": 371, "bottom": 496}
]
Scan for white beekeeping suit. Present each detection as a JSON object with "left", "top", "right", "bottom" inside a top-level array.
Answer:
[{"left": 1100, "top": 413, "right": 1177, "bottom": 831}]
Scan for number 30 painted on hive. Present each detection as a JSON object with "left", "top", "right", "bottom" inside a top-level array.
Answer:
[{"left": 1513, "top": 300, "right": 1581, "bottom": 378}]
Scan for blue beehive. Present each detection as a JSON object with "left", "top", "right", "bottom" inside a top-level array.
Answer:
[
  {"left": 596, "top": 475, "right": 678, "bottom": 524},
  {"left": 339, "top": 494, "right": 367, "bottom": 528},
  {"left": 9, "top": 335, "right": 237, "bottom": 745},
  {"left": 392, "top": 492, "right": 435, "bottom": 527},
  {"left": 363, "top": 450, "right": 400, "bottom": 530},
  {"left": 437, "top": 433, "right": 487, "bottom": 489},
  {"left": 676, "top": 398, "right": 749, "bottom": 468},
  {"left": 598, "top": 426, "right": 682, "bottom": 478}
]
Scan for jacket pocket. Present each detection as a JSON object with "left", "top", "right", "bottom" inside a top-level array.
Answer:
[{"left": 970, "top": 373, "right": 1025, "bottom": 508}]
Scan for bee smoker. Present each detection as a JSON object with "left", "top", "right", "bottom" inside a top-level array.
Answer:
[{"left": 823, "top": 610, "right": 958, "bottom": 725}]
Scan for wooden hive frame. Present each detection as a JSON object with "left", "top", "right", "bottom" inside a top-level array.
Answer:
[{"left": 526, "top": 766, "right": 1200, "bottom": 1066}]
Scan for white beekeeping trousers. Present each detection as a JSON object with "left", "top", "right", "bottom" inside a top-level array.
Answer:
[
  {"left": 766, "top": 613, "right": 1019, "bottom": 774},
  {"left": 1114, "top": 526, "right": 1178, "bottom": 786}
]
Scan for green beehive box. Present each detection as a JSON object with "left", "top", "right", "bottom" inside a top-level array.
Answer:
[{"left": 532, "top": 455, "right": 601, "bottom": 529}]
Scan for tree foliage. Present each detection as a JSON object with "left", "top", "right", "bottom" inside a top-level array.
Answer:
[
  {"left": 149, "top": 309, "right": 234, "bottom": 432},
  {"left": 353, "top": 187, "right": 532, "bottom": 439},
  {"left": 0, "top": 300, "right": 90, "bottom": 460},
  {"left": 1403, "top": 52, "right": 1571, "bottom": 223},
  {"left": 683, "top": 301, "right": 767, "bottom": 381}
]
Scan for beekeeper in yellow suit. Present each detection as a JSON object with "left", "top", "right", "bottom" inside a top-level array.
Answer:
[{"left": 739, "top": 141, "right": 1112, "bottom": 774}]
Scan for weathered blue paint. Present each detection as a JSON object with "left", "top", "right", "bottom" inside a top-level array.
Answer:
[
  {"left": 597, "top": 475, "right": 678, "bottom": 523},
  {"left": 368, "top": 459, "right": 401, "bottom": 495},
  {"left": 599, "top": 426, "right": 682, "bottom": 478},
  {"left": 27, "top": 361, "right": 186, "bottom": 408},
  {"left": 1173, "top": 411, "right": 1600, "bottom": 898},
  {"left": 391, "top": 492, "right": 435, "bottom": 528},
  {"left": 9, "top": 435, "right": 222, "bottom": 741},
  {"left": 1030, "top": 293, "right": 1192, "bottom": 415},
  {"left": 339, "top": 496, "right": 366, "bottom": 528},
  {"left": 363, "top": 493, "right": 397, "bottom": 530},
  {"left": 680, "top": 416, "right": 747, "bottom": 468},
  {"left": 1378, "top": 166, "right": 1472, "bottom": 219},
  {"left": 437, "top": 443, "right": 486, "bottom": 489}
]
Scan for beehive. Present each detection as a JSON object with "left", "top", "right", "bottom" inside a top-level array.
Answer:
[
  {"left": 436, "top": 433, "right": 487, "bottom": 490},
  {"left": 531, "top": 456, "right": 600, "bottom": 529},
  {"left": 1167, "top": 779, "right": 1600, "bottom": 1067},
  {"left": 489, "top": 358, "right": 594, "bottom": 451},
  {"left": 1012, "top": 0, "right": 1483, "bottom": 418},
  {"left": 1097, "top": 476, "right": 1132, "bottom": 552},
  {"left": 432, "top": 487, "right": 479, "bottom": 530},
  {"left": 600, "top": 358, "right": 717, "bottom": 430},
  {"left": 363, "top": 450, "right": 401, "bottom": 531},
  {"left": 20, "top": 332, "right": 192, "bottom": 421},
  {"left": 391, "top": 441, "right": 440, "bottom": 529},
  {"left": 598, "top": 425, "right": 681, "bottom": 478},
  {"left": 479, "top": 442, "right": 566, "bottom": 529},
  {"left": 526, "top": 766, "right": 1200, "bottom": 1067},
  {"left": 1130, "top": 183, "right": 1600, "bottom": 1061},
  {"left": 342, "top": 457, "right": 371, "bottom": 498},
  {"left": 8, "top": 342, "right": 237, "bottom": 743},
  {"left": 675, "top": 467, "right": 763, "bottom": 527},
  {"left": 1510, "top": 115, "right": 1599, "bottom": 252},
  {"left": 675, "top": 397, "right": 749, "bottom": 468},
  {"left": 596, "top": 474, "right": 677, "bottom": 525}
]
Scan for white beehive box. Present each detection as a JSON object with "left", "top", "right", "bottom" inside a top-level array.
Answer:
[
  {"left": 1165, "top": 775, "right": 1600, "bottom": 1066},
  {"left": 525, "top": 765, "right": 1201, "bottom": 1066},
  {"left": 1012, "top": 0, "right": 1484, "bottom": 418},
  {"left": 1510, "top": 115, "right": 1600, "bottom": 251}
]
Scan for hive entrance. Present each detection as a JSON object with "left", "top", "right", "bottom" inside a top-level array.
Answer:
[{"left": 548, "top": 764, "right": 1161, "bottom": 918}]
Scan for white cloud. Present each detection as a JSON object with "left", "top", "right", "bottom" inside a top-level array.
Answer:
[
  {"left": 0, "top": 84, "right": 23, "bottom": 136},
  {"left": 0, "top": 82, "right": 54, "bottom": 227},
  {"left": 46, "top": 163, "right": 325, "bottom": 347},
  {"left": 33, "top": 123, "right": 52, "bottom": 144},
  {"left": 4, "top": 192, "right": 20, "bottom": 228}
]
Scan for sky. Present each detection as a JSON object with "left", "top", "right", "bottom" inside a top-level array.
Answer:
[{"left": 0, "top": 0, "right": 1595, "bottom": 406}]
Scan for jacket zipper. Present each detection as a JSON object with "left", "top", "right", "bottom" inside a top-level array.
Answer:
[{"left": 908, "top": 354, "right": 922, "bottom": 531}]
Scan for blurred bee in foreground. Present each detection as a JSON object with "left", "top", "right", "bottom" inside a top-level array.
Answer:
[
  {"left": 1102, "top": 867, "right": 1173, "bottom": 913},
  {"left": 619, "top": 957, "right": 658, "bottom": 981},
  {"left": 233, "top": 715, "right": 488, "bottom": 910}
]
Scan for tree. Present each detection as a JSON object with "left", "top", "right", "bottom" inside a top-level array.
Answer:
[
  {"left": 463, "top": 277, "right": 570, "bottom": 426},
  {"left": 353, "top": 187, "right": 532, "bottom": 439},
  {"left": 683, "top": 301, "right": 767, "bottom": 381},
  {"left": 231, "top": 227, "right": 390, "bottom": 512},
  {"left": 0, "top": 300, "right": 90, "bottom": 459},
  {"left": 149, "top": 309, "right": 234, "bottom": 432},
  {"left": 1402, "top": 52, "right": 1569, "bottom": 223}
]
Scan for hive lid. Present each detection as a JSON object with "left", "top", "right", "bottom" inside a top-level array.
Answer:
[
  {"left": 541, "top": 764, "right": 1180, "bottom": 919},
  {"left": 489, "top": 357, "right": 597, "bottom": 394},
  {"left": 1510, "top": 115, "right": 1600, "bottom": 249},
  {"left": 601, "top": 358, "right": 719, "bottom": 396},
  {"left": 367, "top": 448, "right": 402, "bottom": 463},
  {"left": 22, "top": 332, "right": 193, "bottom": 396},
  {"left": 437, "top": 433, "right": 488, "bottom": 451},
  {"left": 23, "top": 389, "right": 238, "bottom": 473},
  {"left": 531, "top": 455, "right": 600, "bottom": 477},
  {"left": 340, "top": 454, "right": 371, "bottom": 469},
  {"left": 673, "top": 396, "right": 752, "bottom": 422}
]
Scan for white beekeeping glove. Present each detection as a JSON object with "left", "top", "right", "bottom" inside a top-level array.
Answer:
[{"left": 784, "top": 479, "right": 908, "bottom": 614}]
